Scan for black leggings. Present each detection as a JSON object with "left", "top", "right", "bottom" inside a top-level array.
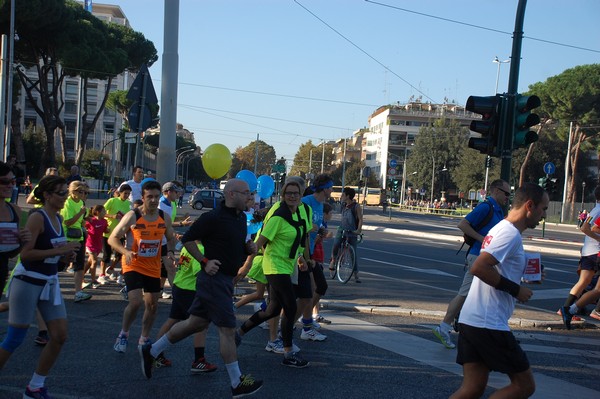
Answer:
[
  {"left": 240, "top": 274, "right": 297, "bottom": 348},
  {"left": 312, "top": 262, "right": 328, "bottom": 296},
  {"left": 0, "top": 255, "right": 8, "bottom": 295}
]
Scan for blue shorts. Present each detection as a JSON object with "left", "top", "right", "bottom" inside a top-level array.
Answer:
[{"left": 188, "top": 271, "right": 236, "bottom": 328}]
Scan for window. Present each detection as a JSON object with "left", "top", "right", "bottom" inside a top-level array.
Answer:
[
  {"left": 66, "top": 82, "right": 78, "bottom": 96},
  {"left": 65, "top": 101, "right": 78, "bottom": 114},
  {"left": 86, "top": 84, "right": 97, "bottom": 98},
  {"left": 65, "top": 120, "right": 76, "bottom": 134}
]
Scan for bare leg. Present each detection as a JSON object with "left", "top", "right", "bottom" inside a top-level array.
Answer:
[{"left": 35, "top": 318, "right": 68, "bottom": 375}]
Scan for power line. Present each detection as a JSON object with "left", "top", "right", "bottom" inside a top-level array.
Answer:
[
  {"left": 293, "top": 0, "right": 438, "bottom": 104},
  {"left": 365, "top": 0, "right": 600, "bottom": 54}
]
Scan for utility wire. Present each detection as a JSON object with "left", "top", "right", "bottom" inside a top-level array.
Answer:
[
  {"left": 365, "top": 0, "right": 600, "bottom": 54},
  {"left": 293, "top": 0, "right": 438, "bottom": 104}
]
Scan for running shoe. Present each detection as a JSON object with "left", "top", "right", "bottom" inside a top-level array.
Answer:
[
  {"left": 74, "top": 291, "right": 92, "bottom": 303},
  {"left": 432, "top": 326, "right": 456, "bottom": 349},
  {"left": 114, "top": 333, "right": 128, "bottom": 353},
  {"left": 139, "top": 343, "right": 154, "bottom": 379},
  {"left": 561, "top": 306, "right": 574, "bottom": 330},
  {"left": 119, "top": 286, "right": 128, "bottom": 300},
  {"left": 311, "top": 319, "right": 321, "bottom": 330},
  {"left": 265, "top": 339, "right": 284, "bottom": 354},
  {"left": 282, "top": 352, "right": 309, "bottom": 368},
  {"left": 34, "top": 331, "right": 49, "bottom": 346},
  {"left": 161, "top": 290, "right": 172, "bottom": 299},
  {"left": 556, "top": 308, "right": 582, "bottom": 321},
  {"left": 300, "top": 328, "right": 327, "bottom": 341},
  {"left": 154, "top": 353, "right": 172, "bottom": 368},
  {"left": 82, "top": 281, "right": 92, "bottom": 290},
  {"left": 190, "top": 357, "right": 218, "bottom": 373},
  {"left": 232, "top": 374, "right": 263, "bottom": 398},
  {"left": 314, "top": 314, "right": 332, "bottom": 324},
  {"left": 117, "top": 274, "right": 125, "bottom": 286},
  {"left": 97, "top": 275, "right": 108, "bottom": 285},
  {"left": 590, "top": 309, "right": 600, "bottom": 321},
  {"left": 24, "top": 386, "right": 51, "bottom": 399}
]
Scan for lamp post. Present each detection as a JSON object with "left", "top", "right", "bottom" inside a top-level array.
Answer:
[
  {"left": 430, "top": 155, "right": 435, "bottom": 205},
  {"left": 176, "top": 148, "right": 195, "bottom": 180},
  {"left": 581, "top": 181, "right": 586, "bottom": 211},
  {"left": 493, "top": 56, "right": 510, "bottom": 94}
]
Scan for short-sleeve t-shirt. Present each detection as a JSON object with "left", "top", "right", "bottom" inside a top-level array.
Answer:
[
  {"left": 173, "top": 243, "right": 204, "bottom": 291},
  {"left": 301, "top": 194, "right": 323, "bottom": 254},
  {"left": 103, "top": 197, "right": 132, "bottom": 238},
  {"left": 260, "top": 201, "right": 312, "bottom": 275},
  {"left": 582, "top": 203, "right": 600, "bottom": 256},
  {"left": 60, "top": 197, "right": 85, "bottom": 243},
  {"left": 459, "top": 219, "right": 525, "bottom": 331}
]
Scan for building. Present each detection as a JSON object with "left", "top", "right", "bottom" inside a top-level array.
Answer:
[{"left": 363, "top": 101, "right": 476, "bottom": 189}]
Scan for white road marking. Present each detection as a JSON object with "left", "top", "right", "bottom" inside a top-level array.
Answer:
[{"left": 324, "top": 313, "right": 600, "bottom": 399}]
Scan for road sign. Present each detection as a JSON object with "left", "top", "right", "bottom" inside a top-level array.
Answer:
[
  {"left": 389, "top": 159, "right": 397, "bottom": 168},
  {"left": 543, "top": 162, "right": 556, "bottom": 175},
  {"left": 126, "top": 64, "right": 158, "bottom": 104},
  {"left": 388, "top": 168, "right": 397, "bottom": 176},
  {"left": 124, "top": 132, "right": 137, "bottom": 144},
  {"left": 128, "top": 103, "right": 152, "bottom": 134},
  {"left": 127, "top": 64, "right": 158, "bottom": 133}
]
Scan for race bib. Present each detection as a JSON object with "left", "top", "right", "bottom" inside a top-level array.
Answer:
[
  {"left": 138, "top": 239, "right": 160, "bottom": 258},
  {"left": 0, "top": 222, "right": 19, "bottom": 252},
  {"left": 47, "top": 236, "right": 68, "bottom": 264}
]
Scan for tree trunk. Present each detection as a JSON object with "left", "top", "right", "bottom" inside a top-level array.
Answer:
[{"left": 567, "top": 125, "right": 584, "bottom": 221}]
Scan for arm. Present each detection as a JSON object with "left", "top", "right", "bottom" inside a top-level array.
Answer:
[
  {"left": 470, "top": 252, "right": 533, "bottom": 303},
  {"left": 584, "top": 221, "right": 600, "bottom": 241},
  {"left": 355, "top": 203, "right": 363, "bottom": 234},
  {"left": 458, "top": 219, "right": 485, "bottom": 243},
  {"left": 108, "top": 211, "right": 136, "bottom": 265},
  {"left": 63, "top": 205, "right": 87, "bottom": 227},
  {"left": 26, "top": 191, "right": 40, "bottom": 205}
]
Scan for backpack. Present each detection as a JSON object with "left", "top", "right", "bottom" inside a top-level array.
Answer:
[
  {"left": 346, "top": 201, "right": 360, "bottom": 229},
  {"left": 456, "top": 201, "right": 493, "bottom": 255}
]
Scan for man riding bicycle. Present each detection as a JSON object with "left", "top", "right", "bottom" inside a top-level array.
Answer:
[{"left": 330, "top": 187, "right": 363, "bottom": 283}]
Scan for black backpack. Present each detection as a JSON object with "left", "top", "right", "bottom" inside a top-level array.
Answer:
[{"left": 456, "top": 201, "right": 494, "bottom": 255}]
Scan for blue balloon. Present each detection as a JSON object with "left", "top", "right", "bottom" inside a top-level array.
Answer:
[
  {"left": 257, "top": 175, "right": 275, "bottom": 198},
  {"left": 236, "top": 170, "right": 258, "bottom": 192},
  {"left": 246, "top": 212, "right": 262, "bottom": 235}
]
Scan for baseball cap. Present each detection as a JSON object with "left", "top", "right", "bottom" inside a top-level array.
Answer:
[{"left": 162, "top": 182, "right": 183, "bottom": 192}]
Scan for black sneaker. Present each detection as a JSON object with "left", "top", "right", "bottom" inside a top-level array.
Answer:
[
  {"left": 282, "top": 351, "right": 309, "bottom": 368},
  {"left": 139, "top": 343, "right": 154, "bottom": 379},
  {"left": 231, "top": 374, "right": 263, "bottom": 398},
  {"left": 561, "top": 306, "right": 573, "bottom": 330}
]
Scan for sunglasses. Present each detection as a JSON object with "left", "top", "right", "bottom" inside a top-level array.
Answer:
[
  {"left": 77, "top": 189, "right": 90, "bottom": 194},
  {"left": 497, "top": 187, "right": 511, "bottom": 197},
  {"left": 53, "top": 190, "right": 69, "bottom": 196},
  {"left": 0, "top": 177, "right": 16, "bottom": 185}
]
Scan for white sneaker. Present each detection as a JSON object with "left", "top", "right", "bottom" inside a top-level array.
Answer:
[
  {"left": 117, "top": 274, "right": 125, "bottom": 286},
  {"left": 97, "top": 275, "right": 108, "bottom": 285},
  {"left": 161, "top": 290, "right": 172, "bottom": 299},
  {"left": 433, "top": 326, "right": 455, "bottom": 349},
  {"left": 312, "top": 319, "right": 321, "bottom": 330},
  {"left": 265, "top": 339, "right": 284, "bottom": 354},
  {"left": 300, "top": 328, "right": 327, "bottom": 341},
  {"left": 74, "top": 291, "right": 92, "bottom": 303}
]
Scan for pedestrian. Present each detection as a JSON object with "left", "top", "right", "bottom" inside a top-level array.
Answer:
[
  {"left": 6, "top": 154, "right": 19, "bottom": 204},
  {"left": 85, "top": 205, "right": 108, "bottom": 288},
  {"left": 139, "top": 179, "right": 263, "bottom": 398},
  {"left": 312, "top": 202, "right": 333, "bottom": 325},
  {"left": 108, "top": 180, "right": 177, "bottom": 353},
  {"left": 433, "top": 179, "right": 510, "bottom": 349},
  {"left": 65, "top": 165, "right": 83, "bottom": 185},
  {"left": 120, "top": 165, "right": 144, "bottom": 204},
  {"left": 0, "top": 175, "right": 80, "bottom": 399},
  {"left": 450, "top": 183, "right": 548, "bottom": 399},
  {"left": 559, "top": 186, "right": 600, "bottom": 323},
  {"left": 99, "top": 185, "right": 132, "bottom": 284},
  {"left": 235, "top": 177, "right": 313, "bottom": 366},
  {"left": 61, "top": 181, "right": 92, "bottom": 303},
  {"left": 330, "top": 186, "right": 363, "bottom": 283}
]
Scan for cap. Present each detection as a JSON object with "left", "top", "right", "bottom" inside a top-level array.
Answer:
[{"left": 162, "top": 182, "right": 183, "bottom": 193}]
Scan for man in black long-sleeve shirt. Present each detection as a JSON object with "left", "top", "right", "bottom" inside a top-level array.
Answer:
[{"left": 140, "top": 179, "right": 263, "bottom": 398}]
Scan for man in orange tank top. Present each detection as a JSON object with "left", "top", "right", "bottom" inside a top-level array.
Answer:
[{"left": 108, "top": 180, "right": 177, "bottom": 353}]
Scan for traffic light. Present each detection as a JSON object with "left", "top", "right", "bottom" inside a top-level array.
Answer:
[
  {"left": 358, "top": 179, "right": 364, "bottom": 188},
  {"left": 546, "top": 177, "right": 558, "bottom": 193},
  {"left": 485, "top": 156, "right": 493, "bottom": 169},
  {"left": 280, "top": 172, "right": 286, "bottom": 185},
  {"left": 538, "top": 177, "right": 547, "bottom": 189},
  {"left": 392, "top": 179, "right": 399, "bottom": 190},
  {"left": 513, "top": 94, "right": 541, "bottom": 149},
  {"left": 466, "top": 95, "right": 502, "bottom": 156}
]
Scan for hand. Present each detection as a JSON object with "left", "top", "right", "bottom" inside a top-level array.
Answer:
[
  {"left": 233, "top": 267, "right": 249, "bottom": 284},
  {"left": 516, "top": 286, "right": 533, "bottom": 303},
  {"left": 297, "top": 256, "right": 308, "bottom": 272},
  {"left": 181, "top": 216, "right": 192, "bottom": 226},
  {"left": 123, "top": 249, "right": 136, "bottom": 266},
  {"left": 204, "top": 259, "right": 221, "bottom": 276}
]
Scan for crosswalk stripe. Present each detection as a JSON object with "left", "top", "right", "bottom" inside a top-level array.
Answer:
[{"left": 323, "top": 313, "right": 600, "bottom": 399}]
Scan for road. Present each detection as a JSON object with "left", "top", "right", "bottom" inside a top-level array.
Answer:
[{"left": 1, "top": 201, "right": 597, "bottom": 398}]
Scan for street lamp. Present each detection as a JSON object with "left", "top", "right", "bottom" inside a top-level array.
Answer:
[
  {"left": 581, "top": 181, "right": 586, "bottom": 211},
  {"left": 430, "top": 155, "right": 435, "bottom": 205},
  {"left": 493, "top": 56, "right": 510, "bottom": 94},
  {"left": 176, "top": 148, "right": 195, "bottom": 180}
]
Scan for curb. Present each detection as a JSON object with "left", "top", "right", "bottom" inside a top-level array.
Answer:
[{"left": 319, "top": 300, "right": 589, "bottom": 330}]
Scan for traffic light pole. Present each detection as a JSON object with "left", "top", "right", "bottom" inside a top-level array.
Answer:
[{"left": 500, "top": 0, "right": 528, "bottom": 185}]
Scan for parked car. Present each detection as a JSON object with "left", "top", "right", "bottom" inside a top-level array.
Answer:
[
  {"left": 188, "top": 189, "right": 224, "bottom": 210},
  {"left": 185, "top": 185, "right": 196, "bottom": 193}
]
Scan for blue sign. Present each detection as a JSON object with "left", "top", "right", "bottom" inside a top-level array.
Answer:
[
  {"left": 389, "top": 159, "right": 397, "bottom": 168},
  {"left": 543, "top": 162, "right": 556, "bottom": 175}
]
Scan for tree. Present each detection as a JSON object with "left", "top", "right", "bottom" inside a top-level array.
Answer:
[
  {"left": 290, "top": 140, "right": 335, "bottom": 178},
  {"left": 232, "top": 140, "right": 276, "bottom": 176},
  {"left": 0, "top": 0, "right": 157, "bottom": 167},
  {"left": 526, "top": 64, "right": 600, "bottom": 219},
  {"left": 406, "top": 118, "right": 469, "bottom": 202}
]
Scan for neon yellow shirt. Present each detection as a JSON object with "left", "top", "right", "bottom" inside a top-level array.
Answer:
[
  {"left": 103, "top": 197, "right": 132, "bottom": 237},
  {"left": 173, "top": 243, "right": 204, "bottom": 291},
  {"left": 60, "top": 197, "right": 85, "bottom": 242}
]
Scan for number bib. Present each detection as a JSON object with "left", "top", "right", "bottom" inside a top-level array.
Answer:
[
  {"left": 46, "top": 236, "right": 68, "bottom": 264},
  {"left": 138, "top": 239, "right": 160, "bottom": 258},
  {"left": 0, "top": 222, "right": 19, "bottom": 252}
]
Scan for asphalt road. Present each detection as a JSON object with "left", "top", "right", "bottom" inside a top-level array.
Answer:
[{"left": 1, "top": 198, "right": 598, "bottom": 398}]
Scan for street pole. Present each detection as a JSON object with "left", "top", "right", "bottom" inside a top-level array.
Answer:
[
  {"left": 254, "top": 133, "right": 259, "bottom": 175},
  {"left": 581, "top": 181, "right": 586, "bottom": 212},
  {"left": 430, "top": 156, "right": 435, "bottom": 205},
  {"left": 321, "top": 139, "right": 325, "bottom": 174},
  {"left": 560, "top": 122, "right": 573, "bottom": 223},
  {"left": 500, "top": 0, "right": 528, "bottom": 184}
]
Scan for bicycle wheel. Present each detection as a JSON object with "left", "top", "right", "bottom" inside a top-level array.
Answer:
[{"left": 337, "top": 245, "right": 356, "bottom": 284}]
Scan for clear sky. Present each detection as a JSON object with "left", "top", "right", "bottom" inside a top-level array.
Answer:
[{"left": 114, "top": 0, "right": 600, "bottom": 164}]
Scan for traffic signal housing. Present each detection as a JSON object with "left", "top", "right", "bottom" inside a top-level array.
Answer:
[
  {"left": 466, "top": 95, "right": 502, "bottom": 156},
  {"left": 513, "top": 94, "right": 541, "bottom": 149}
]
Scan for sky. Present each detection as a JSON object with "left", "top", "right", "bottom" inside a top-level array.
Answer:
[{"left": 113, "top": 0, "right": 600, "bottom": 164}]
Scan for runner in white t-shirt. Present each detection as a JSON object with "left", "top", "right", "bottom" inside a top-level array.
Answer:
[{"left": 451, "top": 183, "right": 548, "bottom": 399}]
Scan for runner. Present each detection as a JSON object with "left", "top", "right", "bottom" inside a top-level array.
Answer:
[{"left": 99, "top": 185, "right": 131, "bottom": 284}]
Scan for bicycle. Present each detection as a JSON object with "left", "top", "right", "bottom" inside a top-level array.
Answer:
[{"left": 329, "top": 229, "right": 363, "bottom": 283}]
